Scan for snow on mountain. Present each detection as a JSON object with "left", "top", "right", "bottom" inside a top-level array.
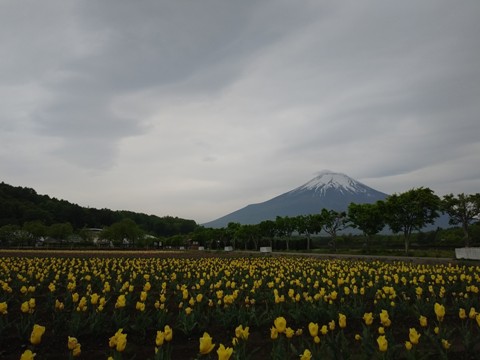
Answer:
[{"left": 291, "top": 170, "right": 369, "bottom": 195}]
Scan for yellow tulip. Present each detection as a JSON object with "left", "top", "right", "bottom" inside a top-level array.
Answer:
[
  {"left": 270, "top": 327, "right": 279, "bottom": 340},
  {"left": 116, "top": 332, "right": 127, "bottom": 352},
  {"left": 72, "top": 344, "right": 81, "bottom": 357},
  {"left": 377, "top": 335, "right": 388, "bottom": 352},
  {"left": 156, "top": 331, "right": 165, "bottom": 346},
  {"left": 328, "top": 320, "right": 335, "bottom": 331},
  {"left": 338, "top": 313, "right": 347, "bottom": 328},
  {"left": 164, "top": 325, "right": 173, "bottom": 342},
  {"left": 405, "top": 341, "right": 413, "bottom": 351},
  {"left": 300, "top": 349, "right": 312, "bottom": 360},
  {"left": 20, "top": 301, "right": 30, "bottom": 314},
  {"left": 90, "top": 293, "right": 99, "bottom": 305},
  {"left": 459, "top": 308, "right": 467, "bottom": 320},
  {"left": 136, "top": 301, "right": 145, "bottom": 312},
  {"left": 115, "top": 295, "right": 126, "bottom": 309},
  {"left": 235, "top": 325, "right": 249, "bottom": 340},
  {"left": 408, "top": 328, "right": 421, "bottom": 345},
  {"left": 320, "top": 325, "right": 328, "bottom": 335},
  {"left": 285, "top": 327, "right": 295, "bottom": 339},
  {"left": 72, "top": 293, "right": 79, "bottom": 303},
  {"left": 20, "top": 349, "right": 36, "bottom": 360},
  {"left": 199, "top": 332, "right": 215, "bottom": 355},
  {"left": 469, "top": 307, "right": 477, "bottom": 319},
  {"left": 308, "top": 322, "right": 319, "bottom": 337},
  {"left": 419, "top": 315, "right": 428, "bottom": 328},
  {"left": 68, "top": 336, "right": 79, "bottom": 350},
  {"left": 274, "top": 316, "right": 287, "bottom": 333},
  {"left": 0, "top": 301, "right": 7, "bottom": 315},
  {"left": 30, "top": 324, "right": 46, "bottom": 345},
  {"left": 441, "top": 339, "right": 451, "bottom": 350},
  {"left": 216, "top": 343, "right": 233, "bottom": 360},
  {"left": 379, "top": 310, "right": 391, "bottom": 327},
  {"left": 363, "top": 312, "right": 373, "bottom": 326},
  {"left": 109, "top": 328, "right": 127, "bottom": 352},
  {"left": 434, "top": 303, "right": 445, "bottom": 322}
]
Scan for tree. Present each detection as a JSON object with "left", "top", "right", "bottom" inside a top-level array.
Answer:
[
  {"left": 275, "top": 216, "right": 296, "bottom": 251},
  {"left": 23, "top": 221, "right": 47, "bottom": 246},
  {"left": 101, "top": 218, "right": 142, "bottom": 247},
  {"left": 236, "top": 224, "right": 260, "bottom": 250},
  {"left": 258, "top": 220, "right": 276, "bottom": 248},
  {"left": 296, "top": 214, "right": 323, "bottom": 251},
  {"left": 226, "top": 222, "right": 241, "bottom": 249},
  {"left": 48, "top": 222, "right": 74, "bottom": 241},
  {"left": 442, "top": 193, "right": 480, "bottom": 247},
  {"left": 347, "top": 202, "right": 385, "bottom": 249},
  {"left": 320, "top": 209, "right": 348, "bottom": 252},
  {"left": 0, "top": 224, "right": 20, "bottom": 246},
  {"left": 381, "top": 187, "right": 440, "bottom": 254}
]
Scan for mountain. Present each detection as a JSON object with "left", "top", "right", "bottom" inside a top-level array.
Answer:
[
  {"left": 0, "top": 181, "right": 197, "bottom": 236},
  {"left": 203, "top": 170, "right": 389, "bottom": 228}
]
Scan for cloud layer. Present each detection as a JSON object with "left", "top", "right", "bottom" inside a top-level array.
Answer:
[{"left": 1, "top": 0, "right": 479, "bottom": 223}]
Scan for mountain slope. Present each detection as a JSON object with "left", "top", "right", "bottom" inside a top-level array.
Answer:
[
  {"left": 0, "top": 181, "right": 197, "bottom": 236},
  {"left": 203, "top": 170, "right": 388, "bottom": 228}
]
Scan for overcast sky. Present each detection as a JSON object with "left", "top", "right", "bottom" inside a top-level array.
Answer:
[{"left": 1, "top": 1, "right": 479, "bottom": 224}]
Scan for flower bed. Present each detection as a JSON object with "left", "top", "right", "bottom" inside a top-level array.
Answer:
[{"left": 0, "top": 251, "right": 479, "bottom": 359}]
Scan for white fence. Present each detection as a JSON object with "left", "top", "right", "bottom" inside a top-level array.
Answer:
[{"left": 455, "top": 247, "right": 480, "bottom": 260}]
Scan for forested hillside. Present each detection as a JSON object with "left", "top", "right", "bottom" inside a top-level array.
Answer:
[{"left": 0, "top": 182, "right": 197, "bottom": 237}]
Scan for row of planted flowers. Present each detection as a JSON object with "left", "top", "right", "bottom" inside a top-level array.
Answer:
[
  {"left": 1, "top": 254, "right": 480, "bottom": 358},
  {"left": 13, "top": 306, "right": 480, "bottom": 359}
]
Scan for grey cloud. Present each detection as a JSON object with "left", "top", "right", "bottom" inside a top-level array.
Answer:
[
  {"left": 51, "top": 138, "right": 118, "bottom": 170},
  {"left": 22, "top": 0, "right": 322, "bottom": 170},
  {"left": 67, "top": 0, "right": 316, "bottom": 92}
]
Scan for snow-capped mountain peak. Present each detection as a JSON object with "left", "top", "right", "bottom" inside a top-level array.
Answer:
[
  {"left": 292, "top": 170, "right": 367, "bottom": 195},
  {"left": 202, "top": 170, "right": 389, "bottom": 228}
]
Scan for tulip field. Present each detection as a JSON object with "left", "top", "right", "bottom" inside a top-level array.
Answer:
[{"left": 1, "top": 250, "right": 480, "bottom": 359}]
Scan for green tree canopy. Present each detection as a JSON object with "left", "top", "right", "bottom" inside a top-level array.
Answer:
[
  {"left": 442, "top": 193, "right": 480, "bottom": 247},
  {"left": 381, "top": 187, "right": 440, "bottom": 254},
  {"left": 101, "top": 218, "right": 143, "bottom": 247},
  {"left": 348, "top": 202, "right": 385, "bottom": 248},
  {"left": 296, "top": 214, "right": 323, "bottom": 250},
  {"left": 320, "top": 209, "right": 348, "bottom": 252}
]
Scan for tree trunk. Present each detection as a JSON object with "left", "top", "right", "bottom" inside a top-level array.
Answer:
[{"left": 463, "top": 223, "right": 470, "bottom": 247}]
